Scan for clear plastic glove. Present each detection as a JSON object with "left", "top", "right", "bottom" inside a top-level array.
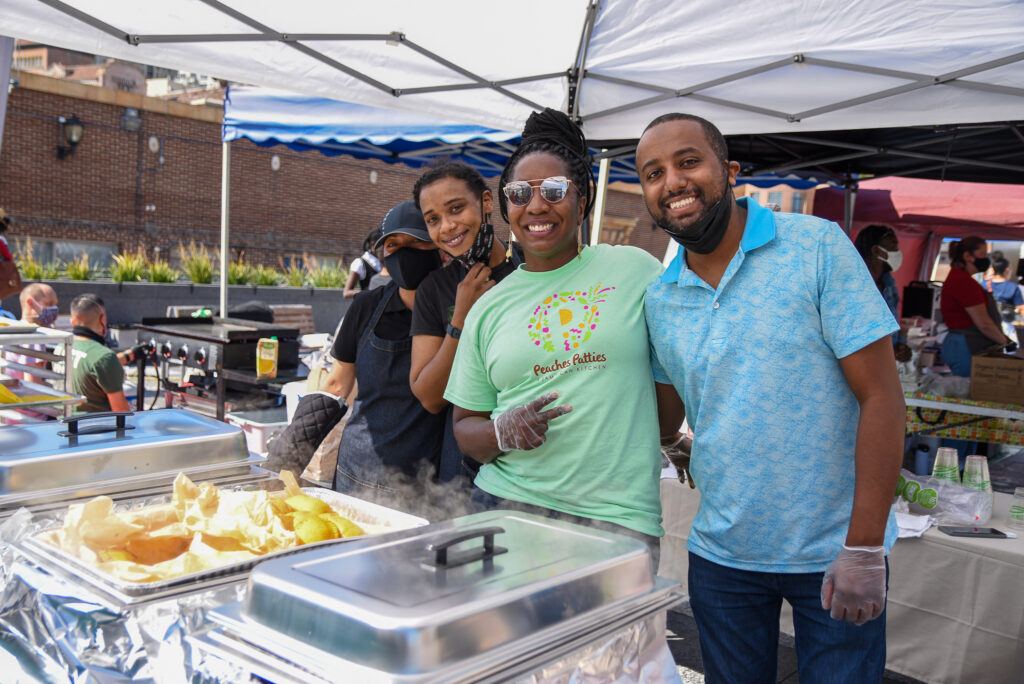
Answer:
[
  {"left": 661, "top": 433, "right": 695, "bottom": 489},
  {"left": 493, "top": 391, "right": 572, "bottom": 452},
  {"left": 820, "top": 545, "right": 887, "bottom": 625}
]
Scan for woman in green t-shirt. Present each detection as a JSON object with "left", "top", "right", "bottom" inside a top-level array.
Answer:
[{"left": 443, "top": 109, "right": 668, "bottom": 561}]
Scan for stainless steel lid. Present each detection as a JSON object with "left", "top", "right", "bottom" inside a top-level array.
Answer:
[
  {"left": 0, "top": 408, "right": 249, "bottom": 494},
  {"left": 232, "top": 510, "right": 657, "bottom": 676}
]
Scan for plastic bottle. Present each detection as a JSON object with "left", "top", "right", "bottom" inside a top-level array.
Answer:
[
  {"left": 914, "top": 444, "right": 931, "bottom": 476},
  {"left": 256, "top": 336, "right": 278, "bottom": 379}
]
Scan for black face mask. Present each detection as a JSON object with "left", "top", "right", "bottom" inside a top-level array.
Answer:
[
  {"left": 454, "top": 217, "right": 495, "bottom": 269},
  {"left": 973, "top": 256, "right": 991, "bottom": 273},
  {"left": 383, "top": 247, "right": 441, "bottom": 290},
  {"left": 73, "top": 325, "right": 107, "bottom": 346},
  {"left": 657, "top": 177, "right": 733, "bottom": 255}
]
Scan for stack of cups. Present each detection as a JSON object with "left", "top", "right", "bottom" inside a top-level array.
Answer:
[
  {"left": 962, "top": 456, "right": 993, "bottom": 497},
  {"left": 932, "top": 447, "right": 961, "bottom": 483},
  {"left": 1008, "top": 487, "right": 1024, "bottom": 531}
]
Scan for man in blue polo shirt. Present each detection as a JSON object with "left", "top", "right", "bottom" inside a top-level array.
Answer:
[{"left": 637, "top": 113, "right": 905, "bottom": 683}]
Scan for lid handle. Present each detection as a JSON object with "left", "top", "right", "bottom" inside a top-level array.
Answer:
[
  {"left": 426, "top": 526, "right": 508, "bottom": 569},
  {"left": 58, "top": 411, "right": 136, "bottom": 437}
]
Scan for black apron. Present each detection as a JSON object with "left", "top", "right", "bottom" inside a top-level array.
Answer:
[{"left": 334, "top": 283, "right": 444, "bottom": 502}]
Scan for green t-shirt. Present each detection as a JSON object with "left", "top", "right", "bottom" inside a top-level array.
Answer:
[
  {"left": 71, "top": 338, "right": 124, "bottom": 413},
  {"left": 444, "top": 244, "right": 664, "bottom": 536}
]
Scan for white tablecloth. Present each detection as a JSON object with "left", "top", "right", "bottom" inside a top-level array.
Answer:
[{"left": 658, "top": 481, "right": 1024, "bottom": 684}]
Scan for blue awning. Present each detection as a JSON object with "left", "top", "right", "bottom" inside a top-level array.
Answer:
[{"left": 223, "top": 86, "right": 837, "bottom": 187}]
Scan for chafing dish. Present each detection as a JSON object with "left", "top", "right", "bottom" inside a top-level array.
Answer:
[
  {"left": 0, "top": 409, "right": 268, "bottom": 516},
  {"left": 15, "top": 487, "right": 428, "bottom": 609},
  {"left": 191, "top": 510, "right": 684, "bottom": 683},
  {"left": 0, "top": 485, "right": 429, "bottom": 682}
]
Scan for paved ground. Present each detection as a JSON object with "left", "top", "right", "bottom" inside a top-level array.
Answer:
[{"left": 665, "top": 603, "right": 924, "bottom": 683}]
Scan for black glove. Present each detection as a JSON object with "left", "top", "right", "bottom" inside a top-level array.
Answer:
[{"left": 130, "top": 343, "right": 149, "bottom": 362}]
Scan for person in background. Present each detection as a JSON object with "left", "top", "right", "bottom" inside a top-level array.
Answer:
[
  {"left": 4, "top": 283, "right": 59, "bottom": 383},
  {"left": 0, "top": 209, "right": 13, "bottom": 262},
  {"left": 853, "top": 225, "right": 912, "bottom": 362},
  {"left": 410, "top": 160, "right": 520, "bottom": 485},
  {"left": 69, "top": 294, "right": 144, "bottom": 413},
  {"left": 444, "top": 109, "right": 666, "bottom": 561},
  {"left": 637, "top": 112, "right": 904, "bottom": 682},
  {"left": 982, "top": 253, "right": 1024, "bottom": 343},
  {"left": 325, "top": 201, "right": 446, "bottom": 510},
  {"left": 342, "top": 227, "right": 384, "bottom": 298},
  {"left": 940, "top": 237, "right": 1010, "bottom": 377}
]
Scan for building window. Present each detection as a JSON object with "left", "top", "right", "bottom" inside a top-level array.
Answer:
[
  {"left": 15, "top": 56, "right": 42, "bottom": 69},
  {"left": 767, "top": 191, "right": 783, "bottom": 210},
  {"left": 791, "top": 192, "right": 805, "bottom": 213}
]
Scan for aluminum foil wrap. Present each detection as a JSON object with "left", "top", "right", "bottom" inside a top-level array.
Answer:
[
  {"left": 0, "top": 507, "right": 244, "bottom": 684},
  {"left": 515, "top": 615, "right": 679, "bottom": 684}
]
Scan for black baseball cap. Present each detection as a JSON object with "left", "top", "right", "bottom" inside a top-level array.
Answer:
[{"left": 374, "top": 200, "right": 431, "bottom": 248}]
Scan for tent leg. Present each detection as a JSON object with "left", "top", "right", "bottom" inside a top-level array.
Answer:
[
  {"left": 219, "top": 140, "right": 230, "bottom": 317},
  {"left": 590, "top": 155, "right": 610, "bottom": 246},
  {"left": 842, "top": 181, "right": 858, "bottom": 235}
]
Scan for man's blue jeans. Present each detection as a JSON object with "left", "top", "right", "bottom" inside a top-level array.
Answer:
[{"left": 688, "top": 552, "right": 887, "bottom": 684}]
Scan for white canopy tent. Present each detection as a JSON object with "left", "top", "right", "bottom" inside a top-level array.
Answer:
[{"left": 3, "top": 0, "right": 1023, "bottom": 309}]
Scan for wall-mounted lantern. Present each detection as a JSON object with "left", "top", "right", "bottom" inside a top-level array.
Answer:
[{"left": 57, "top": 115, "right": 85, "bottom": 159}]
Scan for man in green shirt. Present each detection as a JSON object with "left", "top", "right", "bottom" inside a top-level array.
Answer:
[{"left": 69, "top": 293, "right": 138, "bottom": 413}]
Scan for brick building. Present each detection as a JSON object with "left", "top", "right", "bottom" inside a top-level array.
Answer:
[{"left": 0, "top": 73, "right": 671, "bottom": 272}]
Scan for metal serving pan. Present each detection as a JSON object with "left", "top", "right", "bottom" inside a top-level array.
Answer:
[
  {"left": 16, "top": 487, "right": 428, "bottom": 608},
  {"left": 0, "top": 408, "right": 249, "bottom": 496},
  {"left": 199, "top": 510, "right": 682, "bottom": 682}
]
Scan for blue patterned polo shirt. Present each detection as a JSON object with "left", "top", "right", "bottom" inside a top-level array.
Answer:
[{"left": 646, "top": 198, "right": 899, "bottom": 572}]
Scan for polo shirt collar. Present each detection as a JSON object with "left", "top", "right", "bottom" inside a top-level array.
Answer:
[{"left": 660, "top": 196, "right": 776, "bottom": 286}]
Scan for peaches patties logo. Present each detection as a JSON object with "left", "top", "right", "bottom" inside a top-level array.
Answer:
[{"left": 528, "top": 283, "right": 615, "bottom": 353}]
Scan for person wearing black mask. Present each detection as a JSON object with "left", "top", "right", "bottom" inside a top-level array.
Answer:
[
  {"left": 940, "top": 236, "right": 1010, "bottom": 376},
  {"left": 637, "top": 113, "right": 905, "bottom": 682},
  {"left": 325, "top": 200, "right": 445, "bottom": 510},
  {"left": 409, "top": 161, "right": 520, "bottom": 485}
]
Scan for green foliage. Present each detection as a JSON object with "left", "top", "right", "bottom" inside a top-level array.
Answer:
[
  {"left": 42, "top": 261, "right": 62, "bottom": 280},
  {"left": 110, "top": 251, "right": 147, "bottom": 282},
  {"left": 227, "top": 260, "right": 253, "bottom": 285},
  {"left": 65, "top": 253, "right": 93, "bottom": 281},
  {"left": 146, "top": 259, "right": 179, "bottom": 283},
  {"left": 283, "top": 263, "right": 307, "bottom": 287},
  {"left": 251, "top": 264, "right": 281, "bottom": 286},
  {"left": 308, "top": 262, "right": 346, "bottom": 289},
  {"left": 13, "top": 237, "right": 48, "bottom": 280},
  {"left": 178, "top": 241, "right": 214, "bottom": 284}
]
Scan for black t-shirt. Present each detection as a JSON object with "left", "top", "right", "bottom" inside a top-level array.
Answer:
[
  {"left": 411, "top": 258, "right": 519, "bottom": 337},
  {"left": 331, "top": 285, "right": 411, "bottom": 363}
]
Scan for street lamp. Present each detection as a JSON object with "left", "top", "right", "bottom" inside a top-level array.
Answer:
[{"left": 57, "top": 115, "right": 85, "bottom": 159}]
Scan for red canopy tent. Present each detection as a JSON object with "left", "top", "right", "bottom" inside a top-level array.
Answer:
[{"left": 813, "top": 178, "right": 1024, "bottom": 293}]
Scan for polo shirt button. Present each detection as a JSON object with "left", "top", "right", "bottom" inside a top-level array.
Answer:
[{"left": 713, "top": 302, "right": 720, "bottom": 309}]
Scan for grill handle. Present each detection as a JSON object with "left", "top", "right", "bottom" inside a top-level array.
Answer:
[
  {"left": 426, "top": 526, "right": 508, "bottom": 569},
  {"left": 58, "top": 411, "right": 136, "bottom": 437}
]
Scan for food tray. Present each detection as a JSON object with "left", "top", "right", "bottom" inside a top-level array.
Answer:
[
  {"left": 0, "top": 322, "right": 39, "bottom": 334},
  {"left": 16, "top": 487, "right": 428, "bottom": 608}
]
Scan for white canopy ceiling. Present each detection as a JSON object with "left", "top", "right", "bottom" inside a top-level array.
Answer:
[{"left": 3, "top": 0, "right": 1023, "bottom": 140}]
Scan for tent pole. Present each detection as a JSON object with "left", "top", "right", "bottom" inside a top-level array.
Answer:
[
  {"left": 219, "top": 140, "right": 230, "bottom": 317},
  {"left": 590, "top": 155, "right": 610, "bottom": 246},
  {"left": 842, "top": 179, "right": 857, "bottom": 235}
]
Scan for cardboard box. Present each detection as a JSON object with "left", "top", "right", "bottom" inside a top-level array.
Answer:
[{"left": 969, "top": 352, "right": 1024, "bottom": 405}]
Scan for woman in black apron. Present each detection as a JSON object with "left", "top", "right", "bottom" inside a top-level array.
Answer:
[
  {"left": 329, "top": 201, "right": 445, "bottom": 513},
  {"left": 408, "top": 162, "right": 522, "bottom": 486}
]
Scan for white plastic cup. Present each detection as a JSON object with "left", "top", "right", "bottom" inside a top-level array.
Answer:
[
  {"left": 1008, "top": 487, "right": 1024, "bottom": 530},
  {"left": 932, "top": 447, "right": 961, "bottom": 484}
]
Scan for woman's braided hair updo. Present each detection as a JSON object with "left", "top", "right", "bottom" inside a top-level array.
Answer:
[{"left": 498, "top": 108, "right": 594, "bottom": 224}]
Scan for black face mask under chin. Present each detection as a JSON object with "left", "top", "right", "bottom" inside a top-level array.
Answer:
[
  {"left": 454, "top": 219, "right": 495, "bottom": 269},
  {"left": 659, "top": 179, "right": 733, "bottom": 255},
  {"left": 383, "top": 247, "right": 441, "bottom": 290}
]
